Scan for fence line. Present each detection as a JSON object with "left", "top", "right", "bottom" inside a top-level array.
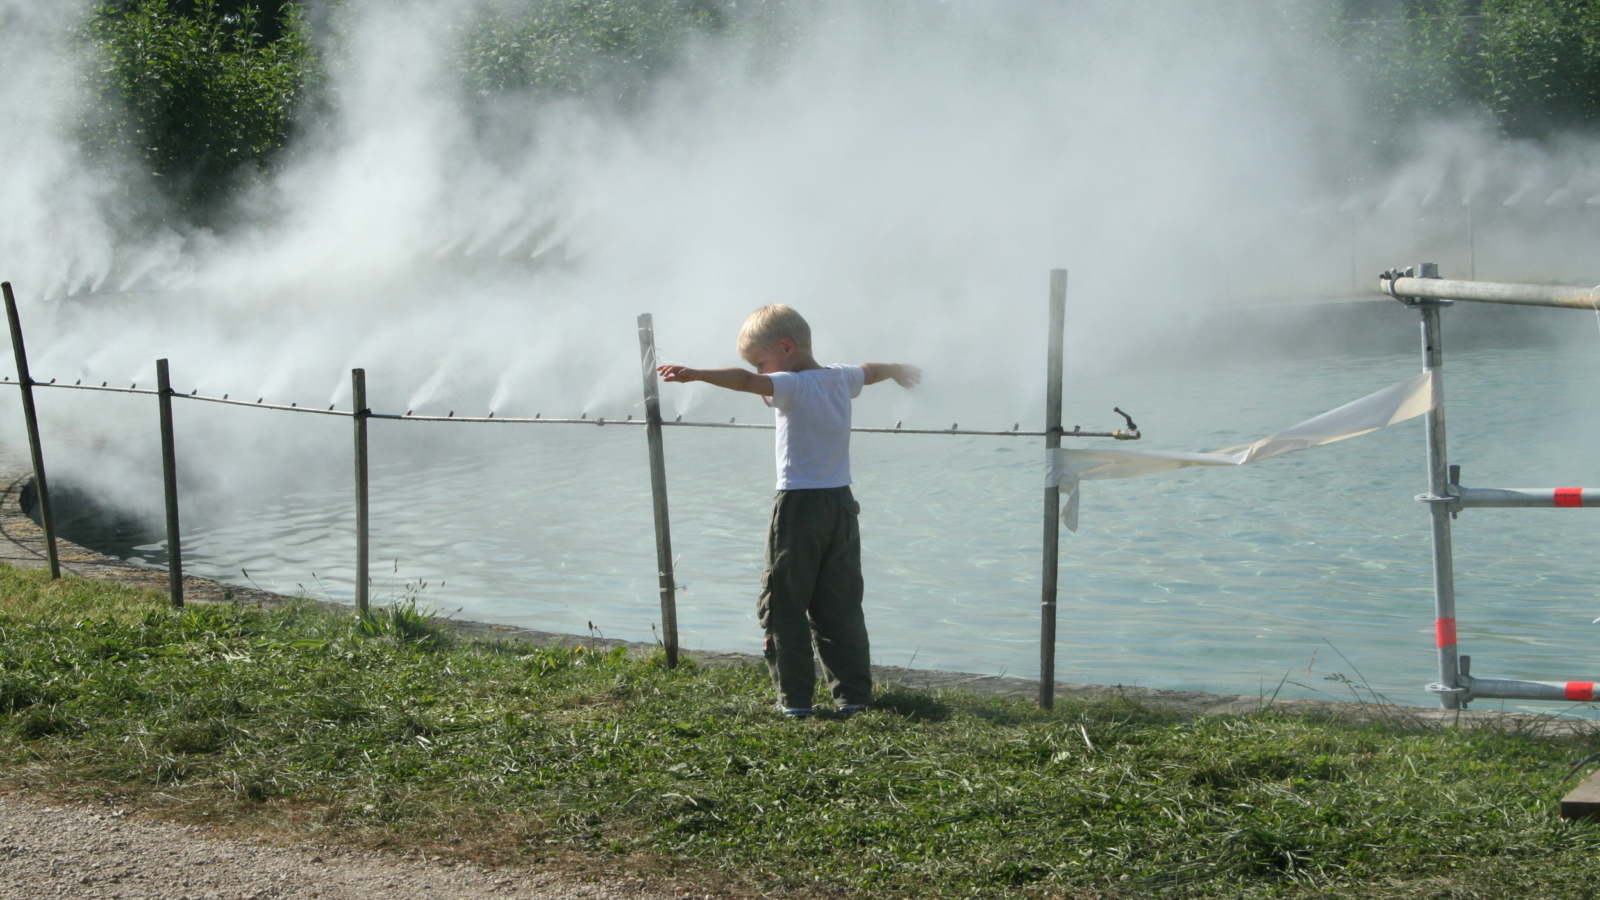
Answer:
[
  {"left": 13, "top": 377, "right": 1126, "bottom": 437},
  {"left": 0, "top": 274, "right": 1139, "bottom": 704}
]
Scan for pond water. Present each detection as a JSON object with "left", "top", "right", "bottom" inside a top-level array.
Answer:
[{"left": 53, "top": 305, "right": 1600, "bottom": 710}]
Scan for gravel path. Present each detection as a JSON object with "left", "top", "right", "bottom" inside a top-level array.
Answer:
[{"left": 0, "top": 794, "right": 688, "bottom": 900}]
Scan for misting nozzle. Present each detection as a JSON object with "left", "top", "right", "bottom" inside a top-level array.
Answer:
[{"left": 1112, "top": 407, "right": 1141, "bottom": 440}]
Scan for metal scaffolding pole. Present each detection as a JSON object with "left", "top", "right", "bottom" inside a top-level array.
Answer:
[
  {"left": 1388, "top": 263, "right": 1462, "bottom": 709},
  {"left": 1418, "top": 298, "right": 1461, "bottom": 709}
]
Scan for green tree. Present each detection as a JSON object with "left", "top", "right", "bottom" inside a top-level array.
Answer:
[
  {"left": 1333, "top": 0, "right": 1600, "bottom": 137},
  {"left": 458, "top": 0, "right": 728, "bottom": 108},
  {"left": 1472, "top": 0, "right": 1600, "bottom": 135},
  {"left": 84, "top": 0, "right": 316, "bottom": 220},
  {"left": 1331, "top": 0, "right": 1477, "bottom": 124}
]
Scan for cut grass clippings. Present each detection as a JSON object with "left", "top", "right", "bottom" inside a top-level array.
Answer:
[{"left": 0, "top": 565, "right": 1598, "bottom": 899}]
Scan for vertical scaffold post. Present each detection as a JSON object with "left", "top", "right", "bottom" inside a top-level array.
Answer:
[
  {"left": 637, "top": 314, "right": 679, "bottom": 668},
  {"left": 2, "top": 283, "right": 58, "bottom": 579},
  {"left": 1415, "top": 263, "right": 1460, "bottom": 709},
  {"left": 156, "top": 359, "right": 184, "bottom": 608},
  {"left": 1039, "top": 269, "right": 1067, "bottom": 710},
  {"left": 352, "top": 368, "right": 370, "bottom": 617}
]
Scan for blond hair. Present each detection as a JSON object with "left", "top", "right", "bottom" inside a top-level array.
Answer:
[{"left": 738, "top": 304, "right": 811, "bottom": 353}]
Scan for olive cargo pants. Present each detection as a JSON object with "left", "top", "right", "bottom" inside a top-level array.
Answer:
[{"left": 759, "top": 486, "right": 872, "bottom": 710}]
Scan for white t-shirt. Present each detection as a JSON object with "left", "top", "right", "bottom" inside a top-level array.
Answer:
[{"left": 765, "top": 364, "right": 865, "bottom": 490}]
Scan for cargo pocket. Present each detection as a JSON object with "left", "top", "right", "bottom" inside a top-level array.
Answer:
[
  {"left": 757, "top": 569, "right": 774, "bottom": 628},
  {"left": 846, "top": 500, "right": 861, "bottom": 516}
]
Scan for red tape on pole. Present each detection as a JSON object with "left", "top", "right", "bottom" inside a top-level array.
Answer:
[
  {"left": 1566, "top": 682, "right": 1595, "bottom": 701},
  {"left": 1435, "top": 617, "right": 1456, "bottom": 648},
  {"left": 1554, "top": 487, "right": 1583, "bottom": 507}
]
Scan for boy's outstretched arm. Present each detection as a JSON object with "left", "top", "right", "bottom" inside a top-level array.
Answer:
[
  {"left": 657, "top": 365, "right": 773, "bottom": 396},
  {"left": 861, "top": 363, "right": 922, "bottom": 388}
]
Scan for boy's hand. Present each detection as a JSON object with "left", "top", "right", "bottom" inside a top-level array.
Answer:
[
  {"left": 862, "top": 362, "right": 921, "bottom": 388},
  {"left": 657, "top": 365, "right": 699, "bottom": 383},
  {"left": 657, "top": 365, "right": 773, "bottom": 395}
]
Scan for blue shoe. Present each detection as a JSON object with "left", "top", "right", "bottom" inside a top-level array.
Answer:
[
  {"left": 776, "top": 704, "right": 812, "bottom": 718},
  {"left": 838, "top": 704, "right": 869, "bottom": 718}
]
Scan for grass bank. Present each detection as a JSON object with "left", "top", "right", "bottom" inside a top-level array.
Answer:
[{"left": 1, "top": 566, "right": 1598, "bottom": 898}]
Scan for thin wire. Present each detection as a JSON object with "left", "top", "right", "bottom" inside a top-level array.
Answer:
[
  {"left": 27, "top": 381, "right": 157, "bottom": 396},
  {"left": 371, "top": 412, "right": 640, "bottom": 425},
  {"left": 11, "top": 376, "right": 1125, "bottom": 437},
  {"left": 44, "top": 289, "right": 172, "bottom": 304},
  {"left": 25, "top": 380, "right": 352, "bottom": 416},
  {"left": 185, "top": 393, "right": 352, "bottom": 417}
]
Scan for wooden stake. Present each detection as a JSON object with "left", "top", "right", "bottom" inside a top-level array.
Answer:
[
  {"left": 1039, "top": 269, "right": 1067, "bottom": 709},
  {"left": 637, "top": 314, "right": 679, "bottom": 667},
  {"left": 352, "top": 368, "right": 370, "bottom": 617},
  {"left": 3, "top": 283, "right": 58, "bottom": 579}
]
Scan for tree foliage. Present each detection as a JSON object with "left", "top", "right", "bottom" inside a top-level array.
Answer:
[
  {"left": 457, "top": 0, "right": 729, "bottom": 109},
  {"left": 73, "top": 0, "right": 1600, "bottom": 224},
  {"left": 1335, "top": 0, "right": 1600, "bottom": 137},
  {"left": 83, "top": 0, "right": 315, "bottom": 219},
  {"left": 1474, "top": 0, "right": 1600, "bottom": 134}
]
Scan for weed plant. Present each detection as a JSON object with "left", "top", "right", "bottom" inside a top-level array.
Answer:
[
  {"left": 1, "top": 565, "right": 1599, "bottom": 898},
  {"left": 356, "top": 596, "right": 448, "bottom": 647}
]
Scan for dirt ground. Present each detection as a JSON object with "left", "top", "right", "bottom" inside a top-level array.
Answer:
[{"left": 0, "top": 792, "right": 697, "bottom": 900}]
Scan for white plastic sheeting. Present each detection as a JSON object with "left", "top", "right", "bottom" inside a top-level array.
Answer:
[{"left": 1048, "top": 371, "right": 1437, "bottom": 532}]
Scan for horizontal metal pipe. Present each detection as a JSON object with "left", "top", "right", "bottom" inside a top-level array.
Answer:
[
  {"left": 1464, "top": 676, "right": 1599, "bottom": 703},
  {"left": 1455, "top": 487, "right": 1600, "bottom": 508},
  {"left": 1383, "top": 275, "right": 1600, "bottom": 310}
]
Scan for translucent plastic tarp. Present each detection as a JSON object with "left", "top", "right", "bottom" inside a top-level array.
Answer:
[{"left": 1048, "top": 371, "right": 1437, "bottom": 532}]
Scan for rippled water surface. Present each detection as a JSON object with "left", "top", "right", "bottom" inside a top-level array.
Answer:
[{"left": 85, "top": 332, "right": 1600, "bottom": 708}]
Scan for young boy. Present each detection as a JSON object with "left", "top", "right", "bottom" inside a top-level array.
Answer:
[{"left": 657, "top": 304, "right": 921, "bottom": 718}]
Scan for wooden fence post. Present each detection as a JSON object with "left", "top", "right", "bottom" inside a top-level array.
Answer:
[
  {"left": 3, "top": 282, "right": 59, "bottom": 579},
  {"left": 352, "top": 368, "right": 370, "bottom": 616},
  {"left": 1039, "top": 269, "right": 1067, "bottom": 709},
  {"left": 636, "top": 314, "right": 679, "bottom": 667}
]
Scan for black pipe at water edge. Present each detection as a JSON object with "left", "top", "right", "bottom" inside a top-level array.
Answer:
[{"left": 156, "top": 359, "right": 184, "bottom": 608}]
